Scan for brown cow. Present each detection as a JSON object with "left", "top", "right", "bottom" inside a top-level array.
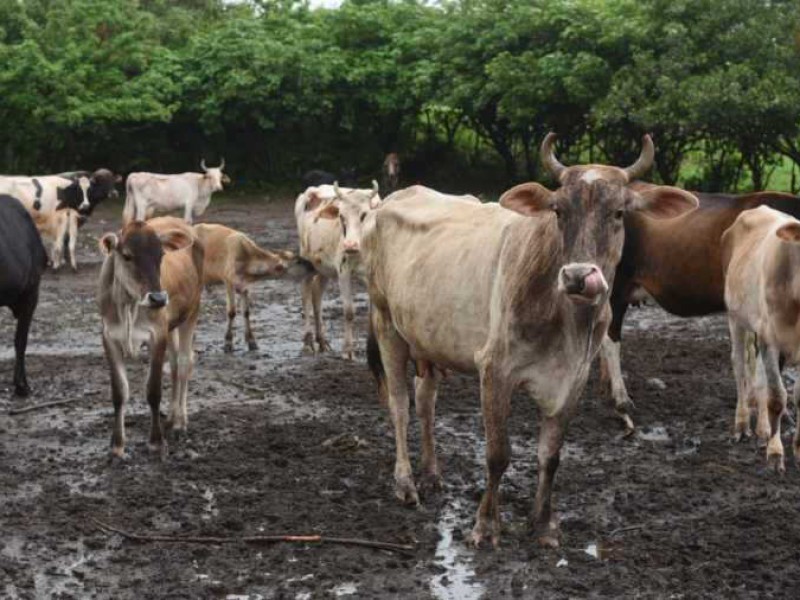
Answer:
[
  {"left": 722, "top": 206, "right": 800, "bottom": 472},
  {"left": 98, "top": 217, "right": 204, "bottom": 458},
  {"left": 382, "top": 152, "right": 400, "bottom": 194},
  {"left": 599, "top": 184, "right": 800, "bottom": 435},
  {"left": 364, "top": 134, "right": 697, "bottom": 548},
  {"left": 193, "top": 223, "right": 312, "bottom": 352}
]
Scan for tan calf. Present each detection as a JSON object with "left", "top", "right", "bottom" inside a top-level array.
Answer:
[
  {"left": 193, "top": 223, "right": 309, "bottom": 352},
  {"left": 722, "top": 205, "right": 800, "bottom": 472},
  {"left": 98, "top": 217, "right": 204, "bottom": 458},
  {"left": 32, "top": 208, "right": 80, "bottom": 270}
]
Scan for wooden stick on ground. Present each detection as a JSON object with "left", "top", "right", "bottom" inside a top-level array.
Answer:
[
  {"left": 8, "top": 391, "right": 101, "bottom": 416},
  {"left": 91, "top": 518, "right": 415, "bottom": 555},
  {"left": 214, "top": 377, "right": 269, "bottom": 397}
]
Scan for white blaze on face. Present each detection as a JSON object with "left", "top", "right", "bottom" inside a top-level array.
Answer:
[
  {"left": 580, "top": 169, "right": 602, "bottom": 184},
  {"left": 77, "top": 176, "right": 91, "bottom": 211}
]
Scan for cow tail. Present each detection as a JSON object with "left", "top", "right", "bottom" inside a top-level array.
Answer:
[
  {"left": 122, "top": 179, "right": 135, "bottom": 224},
  {"left": 366, "top": 306, "right": 388, "bottom": 406},
  {"left": 191, "top": 231, "right": 206, "bottom": 284}
]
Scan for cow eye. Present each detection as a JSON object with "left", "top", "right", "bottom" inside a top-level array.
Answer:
[
  {"left": 615, "top": 209, "right": 624, "bottom": 219},
  {"left": 360, "top": 213, "right": 367, "bottom": 222}
]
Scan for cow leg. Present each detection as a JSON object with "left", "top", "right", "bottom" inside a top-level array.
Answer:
[
  {"left": 175, "top": 318, "right": 197, "bottom": 434},
  {"left": 472, "top": 359, "right": 512, "bottom": 548},
  {"left": 301, "top": 274, "right": 316, "bottom": 354},
  {"left": 224, "top": 282, "right": 236, "bottom": 353},
  {"left": 598, "top": 335, "right": 635, "bottom": 435},
  {"left": 68, "top": 215, "right": 78, "bottom": 271},
  {"left": 312, "top": 274, "right": 331, "bottom": 353},
  {"left": 103, "top": 334, "right": 130, "bottom": 458},
  {"left": 11, "top": 293, "right": 37, "bottom": 397},
  {"left": 373, "top": 309, "right": 416, "bottom": 504},
  {"left": 165, "top": 329, "right": 181, "bottom": 430},
  {"left": 415, "top": 372, "right": 442, "bottom": 494},
  {"left": 729, "top": 321, "right": 760, "bottom": 442},
  {"left": 183, "top": 203, "right": 193, "bottom": 224},
  {"left": 242, "top": 288, "right": 258, "bottom": 351},
  {"left": 793, "top": 379, "right": 800, "bottom": 467},
  {"left": 338, "top": 269, "right": 355, "bottom": 360},
  {"left": 145, "top": 335, "right": 167, "bottom": 456},
  {"left": 51, "top": 234, "right": 64, "bottom": 270},
  {"left": 759, "top": 341, "right": 786, "bottom": 473},
  {"left": 531, "top": 414, "right": 568, "bottom": 548}
]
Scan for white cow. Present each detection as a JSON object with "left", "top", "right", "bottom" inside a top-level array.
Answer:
[
  {"left": 295, "top": 181, "right": 381, "bottom": 359},
  {"left": 123, "top": 159, "right": 229, "bottom": 224},
  {"left": 0, "top": 175, "right": 90, "bottom": 213},
  {"left": 722, "top": 205, "right": 800, "bottom": 473}
]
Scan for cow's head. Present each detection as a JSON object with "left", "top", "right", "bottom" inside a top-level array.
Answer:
[
  {"left": 99, "top": 221, "right": 193, "bottom": 309},
  {"left": 500, "top": 133, "right": 698, "bottom": 306},
  {"left": 57, "top": 176, "right": 91, "bottom": 212},
  {"left": 201, "top": 158, "right": 228, "bottom": 191},
  {"left": 311, "top": 180, "right": 381, "bottom": 255},
  {"left": 86, "top": 168, "right": 122, "bottom": 211}
]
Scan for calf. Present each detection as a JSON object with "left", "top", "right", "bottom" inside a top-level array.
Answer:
[
  {"left": 124, "top": 159, "right": 229, "bottom": 224},
  {"left": 599, "top": 184, "right": 800, "bottom": 434},
  {"left": 364, "top": 134, "right": 697, "bottom": 548},
  {"left": 0, "top": 196, "right": 48, "bottom": 396},
  {"left": 295, "top": 181, "right": 381, "bottom": 359},
  {"left": 722, "top": 206, "right": 800, "bottom": 472},
  {"left": 98, "top": 217, "right": 204, "bottom": 457},
  {"left": 32, "top": 207, "right": 80, "bottom": 270},
  {"left": 194, "top": 223, "right": 312, "bottom": 352},
  {"left": 382, "top": 152, "right": 400, "bottom": 194}
]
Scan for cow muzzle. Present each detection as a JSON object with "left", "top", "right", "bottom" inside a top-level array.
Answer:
[
  {"left": 142, "top": 291, "right": 169, "bottom": 309},
  {"left": 343, "top": 240, "right": 360, "bottom": 254},
  {"left": 558, "top": 263, "right": 608, "bottom": 305}
]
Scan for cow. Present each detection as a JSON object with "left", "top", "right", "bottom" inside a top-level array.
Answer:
[
  {"left": 98, "top": 217, "right": 204, "bottom": 458},
  {"left": 722, "top": 206, "right": 800, "bottom": 473},
  {"left": 0, "top": 196, "right": 48, "bottom": 396},
  {"left": 598, "top": 183, "right": 800, "bottom": 435},
  {"left": 295, "top": 181, "right": 381, "bottom": 360},
  {"left": 123, "top": 159, "right": 229, "bottom": 224},
  {"left": 383, "top": 185, "right": 480, "bottom": 205},
  {"left": 0, "top": 174, "right": 90, "bottom": 213},
  {"left": 363, "top": 133, "right": 698, "bottom": 548},
  {"left": 193, "top": 223, "right": 314, "bottom": 352},
  {"left": 32, "top": 207, "right": 80, "bottom": 271},
  {"left": 302, "top": 168, "right": 358, "bottom": 189},
  {"left": 382, "top": 152, "right": 400, "bottom": 194},
  {"left": 57, "top": 169, "right": 122, "bottom": 214}
]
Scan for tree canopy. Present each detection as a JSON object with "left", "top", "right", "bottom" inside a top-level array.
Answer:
[{"left": 1, "top": 0, "right": 798, "bottom": 192}]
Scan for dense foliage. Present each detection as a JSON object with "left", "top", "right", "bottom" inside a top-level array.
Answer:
[{"left": 1, "top": 0, "right": 799, "bottom": 192}]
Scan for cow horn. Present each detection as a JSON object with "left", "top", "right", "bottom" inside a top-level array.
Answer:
[
  {"left": 623, "top": 135, "right": 655, "bottom": 181},
  {"left": 333, "top": 181, "right": 344, "bottom": 200},
  {"left": 200, "top": 159, "right": 208, "bottom": 172},
  {"left": 370, "top": 179, "right": 379, "bottom": 197},
  {"left": 540, "top": 132, "right": 566, "bottom": 180},
  {"left": 219, "top": 157, "right": 225, "bottom": 170}
]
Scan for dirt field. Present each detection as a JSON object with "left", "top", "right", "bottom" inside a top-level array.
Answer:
[{"left": 2, "top": 194, "right": 800, "bottom": 599}]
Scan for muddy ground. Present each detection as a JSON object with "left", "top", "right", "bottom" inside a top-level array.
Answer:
[{"left": 2, "top": 194, "right": 800, "bottom": 600}]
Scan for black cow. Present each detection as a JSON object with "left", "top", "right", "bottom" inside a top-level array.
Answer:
[
  {"left": 302, "top": 168, "right": 358, "bottom": 189},
  {"left": 0, "top": 196, "right": 47, "bottom": 396},
  {"left": 56, "top": 168, "right": 121, "bottom": 215}
]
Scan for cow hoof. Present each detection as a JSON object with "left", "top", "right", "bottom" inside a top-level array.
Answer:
[
  {"left": 419, "top": 471, "right": 443, "bottom": 497},
  {"left": 223, "top": 342, "right": 234, "bottom": 354},
  {"left": 302, "top": 343, "right": 315, "bottom": 356},
  {"left": 248, "top": 341, "right": 259, "bottom": 352},
  {"left": 14, "top": 384, "right": 30, "bottom": 397},
  {"left": 395, "top": 476, "right": 420, "bottom": 506},
  {"left": 109, "top": 446, "right": 127, "bottom": 462},
  {"left": 148, "top": 442, "right": 167, "bottom": 460},
  {"left": 341, "top": 351, "right": 354, "bottom": 361},
  {"left": 470, "top": 521, "right": 500, "bottom": 549},
  {"left": 767, "top": 454, "right": 786, "bottom": 475},
  {"left": 318, "top": 340, "right": 332, "bottom": 354},
  {"left": 533, "top": 521, "right": 561, "bottom": 549}
]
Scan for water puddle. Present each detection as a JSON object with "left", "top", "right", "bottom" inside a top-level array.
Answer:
[
  {"left": 638, "top": 425, "right": 670, "bottom": 442},
  {"left": 430, "top": 501, "right": 485, "bottom": 600},
  {"left": 332, "top": 582, "right": 358, "bottom": 596},
  {"left": 202, "top": 488, "right": 219, "bottom": 521}
]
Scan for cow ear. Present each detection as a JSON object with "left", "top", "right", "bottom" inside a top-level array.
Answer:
[
  {"left": 776, "top": 222, "right": 800, "bottom": 243},
  {"left": 369, "top": 196, "right": 382, "bottom": 210},
  {"left": 305, "top": 190, "right": 324, "bottom": 211},
  {"left": 115, "top": 174, "right": 123, "bottom": 183},
  {"left": 159, "top": 229, "right": 194, "bottom": 251},
  {"left": 631, "top": 185, "right": 698, "bottom": 219},
  {"left": 499, "top": 183, "right": 554, "bottom": 217},
  {"left": 316, "top": 204, "right": 340, "bottom": 220},
  {"left": 99, "top": 233, "right": 118, "bottom": 255}
]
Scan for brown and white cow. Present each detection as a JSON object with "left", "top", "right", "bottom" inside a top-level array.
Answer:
[
  {"left": 124, "top": 159, "right": 229, "bottom": 224},
  {"left": 722, "top": 206, "right": 800, "bottom": 473},
  {"left": 599, "top": 185, "right": 800, "bottom": 434},
  {"left": 193, "top": 223, "right": 312, "bottom": 352},
  {"left": 363, "top": 134, "right": 698, "bottom": 548},
  {"left": 98, "top": 217, "right": 204, "bottom": 458},
  {"left": 295, "top": 181, "right": 381, "bottom": 359},
  {"left": 32, "top": 207, "right": 80, "bottom": 270}
]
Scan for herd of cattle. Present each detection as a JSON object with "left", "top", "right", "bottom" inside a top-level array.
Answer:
[{"left": 2, "top": 138, "right": 800, "bottom": 549}]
